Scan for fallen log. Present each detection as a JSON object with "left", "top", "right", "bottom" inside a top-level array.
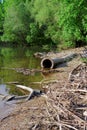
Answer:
[
  {"left": 16, "top": 85, "right": 43, "bottom": 100},
  {"left": 1, "top": 85, "right": 44, "bottom": 102},
  {"left": 16, "top": 85, "right": 33, "bottom": 92},
  {"left": 41, "top": 53, "right": 77, "bottom": 69}
]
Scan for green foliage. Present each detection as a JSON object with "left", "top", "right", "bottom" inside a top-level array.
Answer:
[
  {"left": 2, "top": 0, "right": 29, "bottom": 43},
  {"left": 0, "top": 0, "right": 87, "bottom": 48},
  {"left": 32, "top": 0, "right": 60, "bottom": 44},
  {"left": 42, "top": 44, "right": 54, "bottom": 51},
  {"left": 26, "top": 23, "right": 39, "bottom": 44},
  {"left": 59, "top": 41, "right": 75, "bottom": 50},
  {"left": 81, "top": 57, "right": 87, "bottom": 64},
  {"left": 58, "top": 0, "right": 87, "bottom": 46},
  {"left": 0, "top": 3, "right": 4, "bottom": 41}
]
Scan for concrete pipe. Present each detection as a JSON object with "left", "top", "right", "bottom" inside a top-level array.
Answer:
[{"left": 41, "top": 53, "right": 77, "bottom": 69}]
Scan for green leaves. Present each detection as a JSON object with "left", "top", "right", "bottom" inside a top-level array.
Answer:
[
  {"left": 0, "top": 0, "right": 87, "bottom": 48},
  {"left": 0, "top": 3, "right": 4, "bottom": 41},
  {"left": 56, "top": 0, "right": 87, "bottom": 48}
]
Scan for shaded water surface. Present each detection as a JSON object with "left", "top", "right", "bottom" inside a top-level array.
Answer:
[
  {"left": 0, "top": 46, "right": 45, "bottom": 119},
  {"left": 0, "top": 46, "right": 44, "bottom": 96}
]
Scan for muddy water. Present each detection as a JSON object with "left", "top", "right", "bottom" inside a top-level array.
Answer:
[{"left": 0, "top": 46, "right": 44, "bottom": 120}]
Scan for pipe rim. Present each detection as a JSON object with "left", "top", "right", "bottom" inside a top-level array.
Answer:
[{"left": 41, "top": 57, "right": 54, "bottom": 69}]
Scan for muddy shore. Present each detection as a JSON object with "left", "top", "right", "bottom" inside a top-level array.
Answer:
[{"left": 0, "top": 47, "right": 86, "bottom": 130}]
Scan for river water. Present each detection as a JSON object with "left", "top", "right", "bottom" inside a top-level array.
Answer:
[
  {"left": 0, "top": 46, "right": 45, "bottom": 119},
  {"left": 0, "top": 46, "right": 44, "bottom": 96}
]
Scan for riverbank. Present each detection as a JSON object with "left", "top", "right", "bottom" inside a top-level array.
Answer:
[{"left": 0, "top": 47, "right": 86, "bottom": 130}]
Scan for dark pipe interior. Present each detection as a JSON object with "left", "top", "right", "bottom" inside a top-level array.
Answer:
[{"left": 42, "top": 59, "right": 52, "bottom": 68}]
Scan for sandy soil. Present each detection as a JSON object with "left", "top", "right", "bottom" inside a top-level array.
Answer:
[{"left": 0, "top": 47, "right": 84, "bottom": 130}]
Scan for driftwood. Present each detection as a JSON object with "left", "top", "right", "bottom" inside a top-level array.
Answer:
[
  {"left": 3, "top": 95, "right": 29, "bottom": 102},
  {"left": 1, "top": 85, "right": 43, "bottom": 102},
  {"left": 1, "top": 67, "right": 39, "bottom": 75},
  {"left": 1, "top": 67, "right": 63, "bottom": 76},
  {"left": 1, "top": 63, "right": 87, "bottom": 129},
  {"left": 16, "top": 85, "right": 43, "bottom": 100},
  {"left": 27, "top": 63, "right": 87, "bottom": 130},
  {"left": 41, "top": 53, "right": 77, "bottom": 69}
]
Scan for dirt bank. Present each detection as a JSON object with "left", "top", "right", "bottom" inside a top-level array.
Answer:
[{"left": 0, "top": 47, "right": 86, "bottom": 130}]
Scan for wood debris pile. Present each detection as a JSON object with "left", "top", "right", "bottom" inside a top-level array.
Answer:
[{"left": 29, "top": 63, "right": 87, "bottom": 130}]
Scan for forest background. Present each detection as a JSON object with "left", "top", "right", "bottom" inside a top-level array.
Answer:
[{"left": 0, "top": 0, "right": 87, "bottom": 50}]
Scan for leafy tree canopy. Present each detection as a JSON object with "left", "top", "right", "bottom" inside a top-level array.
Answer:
[{"left": 0, "top": 0, "right": 87, "bottom": 48}]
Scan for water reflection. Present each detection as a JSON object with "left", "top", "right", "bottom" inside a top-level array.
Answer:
[{"left": 0, "top": 46, "right": 43, "bottom": 96}]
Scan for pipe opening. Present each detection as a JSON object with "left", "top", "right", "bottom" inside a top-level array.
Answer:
[{"left": 41, "top": 59, "right": 53, "bottom": 69}]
